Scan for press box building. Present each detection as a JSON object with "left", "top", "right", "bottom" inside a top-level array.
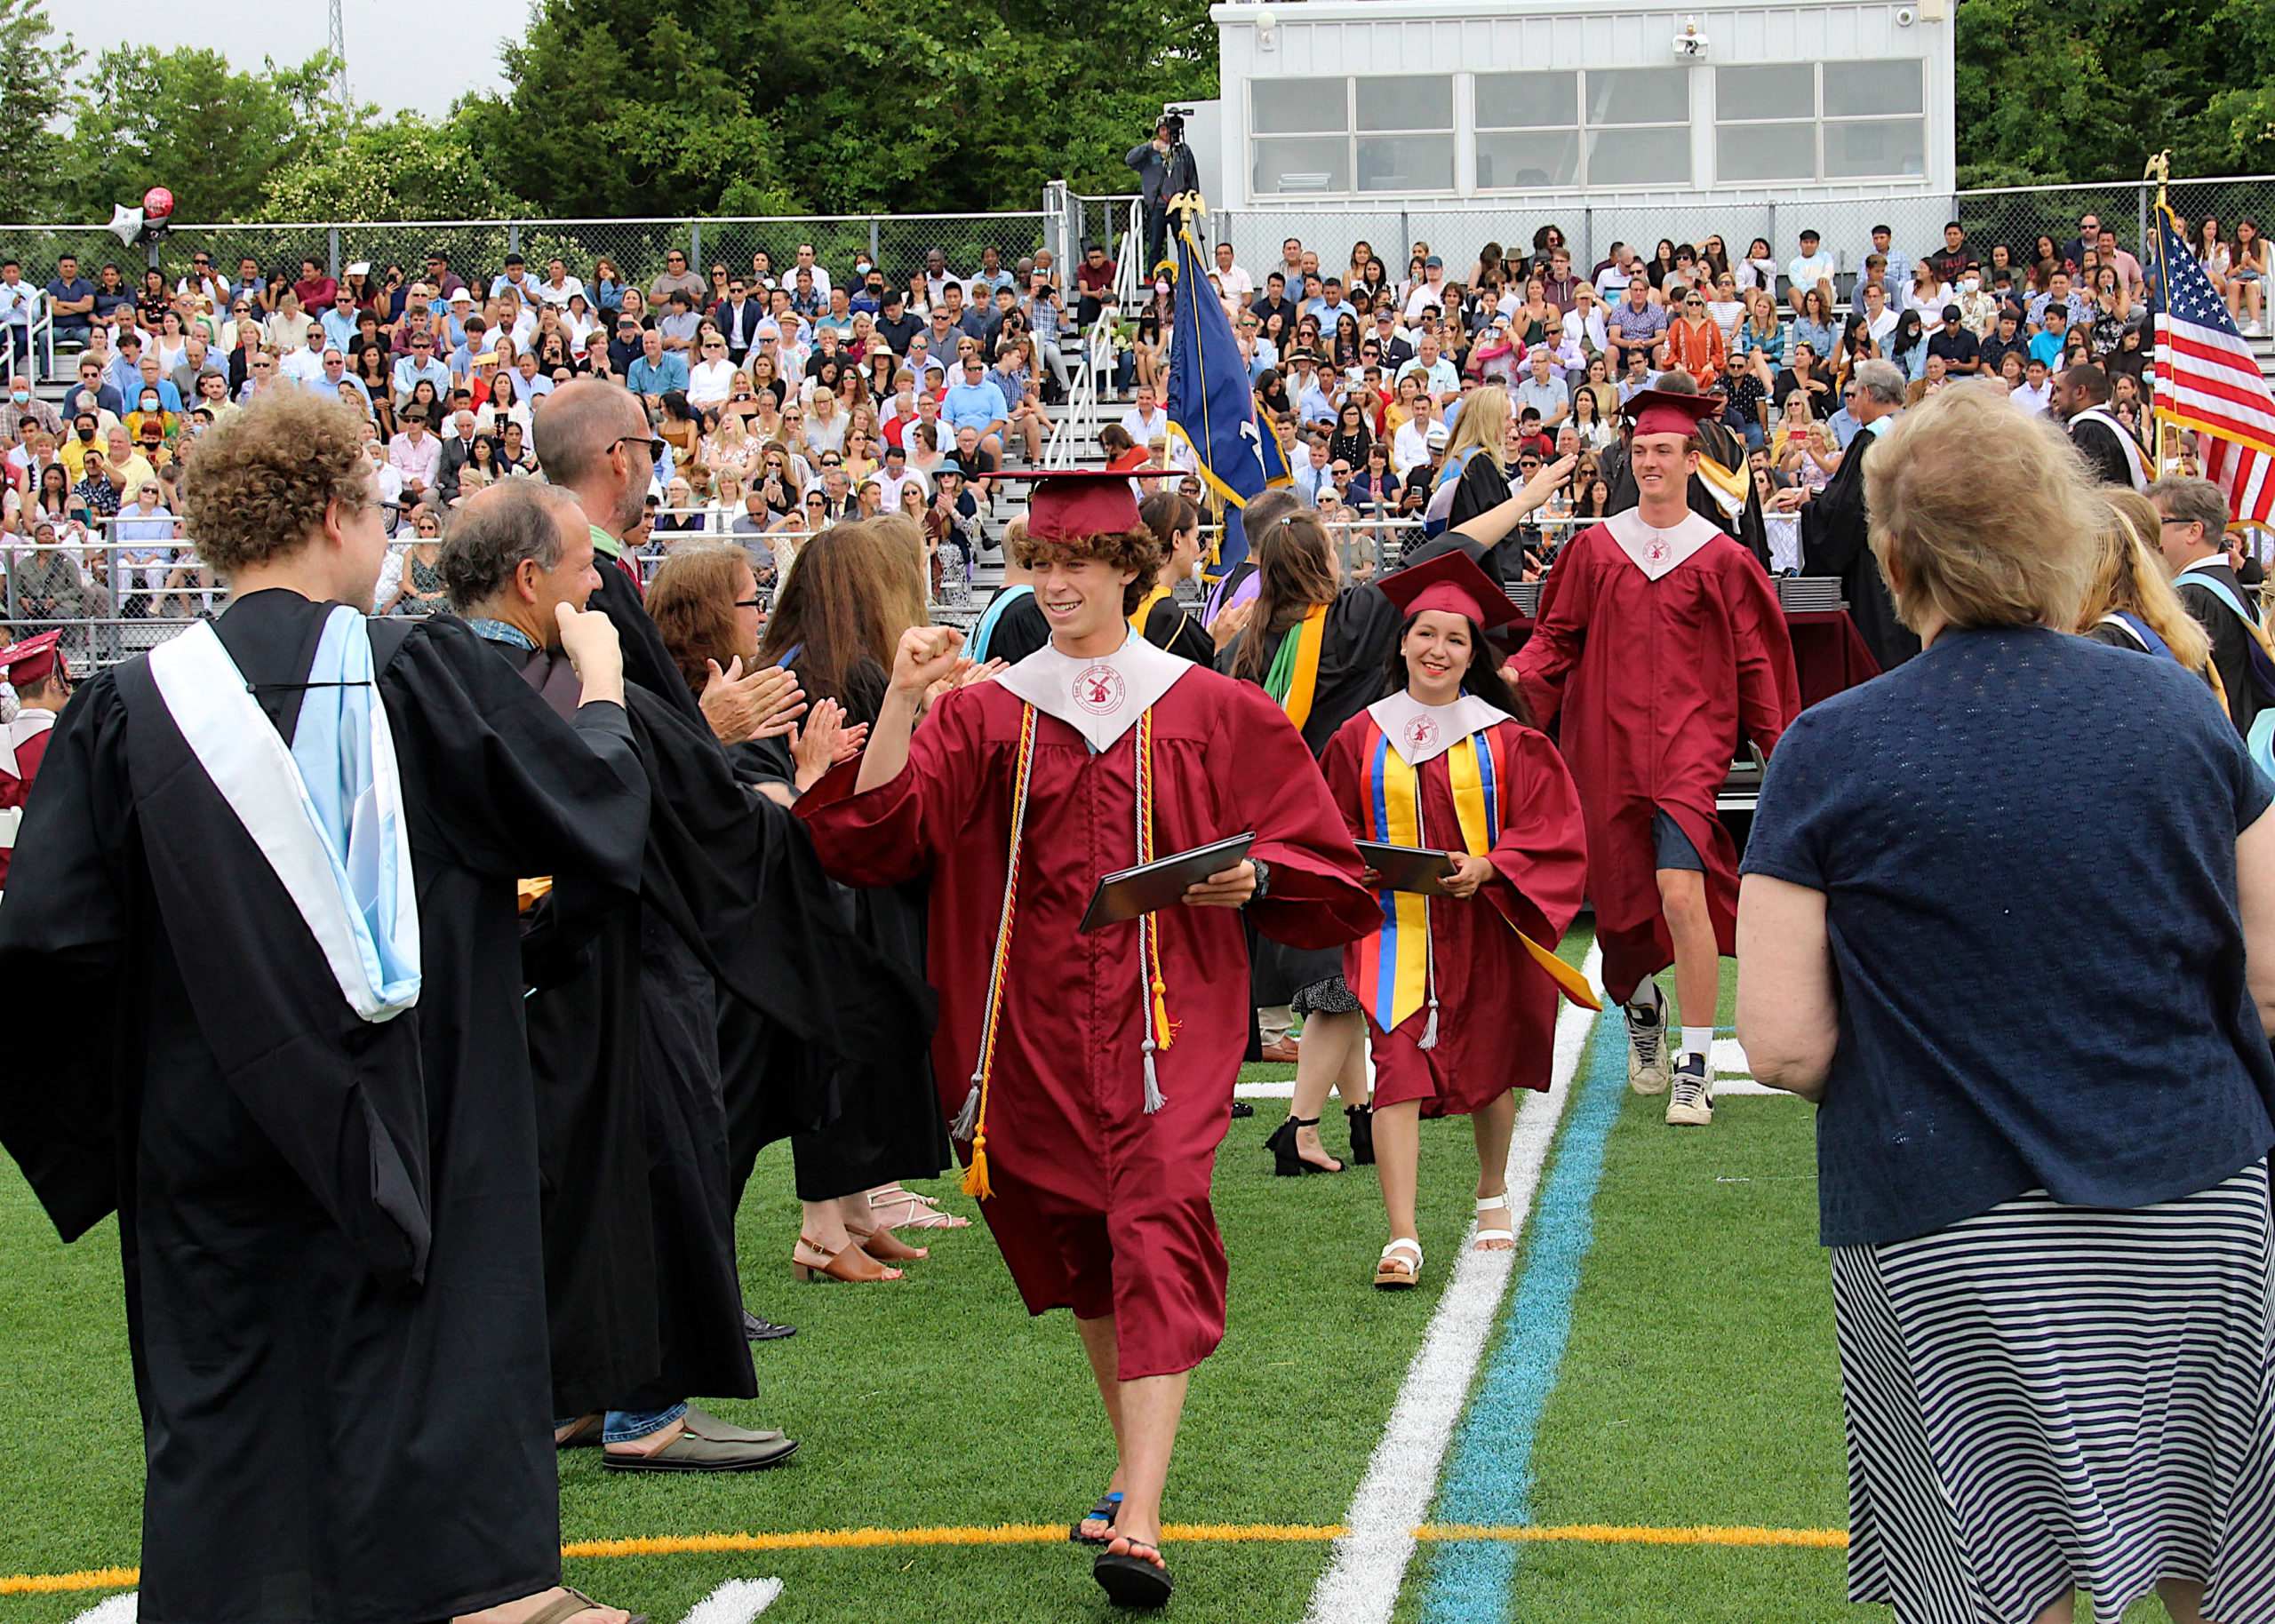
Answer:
[{"left": 1175, "top": 0, "right": 1958, "bottom": 280}]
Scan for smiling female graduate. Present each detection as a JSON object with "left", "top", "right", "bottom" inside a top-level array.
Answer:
[
  {"left": 1321, "top": 548, "right": 1593, "bottom": 1290},
  {"left": 795, "top": 470, "right": 1377, "bottom": 1609}
]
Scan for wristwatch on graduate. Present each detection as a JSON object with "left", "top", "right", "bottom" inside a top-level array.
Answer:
[{"left": 1246, "top": 858, "right": 1272, "bottom": 904}]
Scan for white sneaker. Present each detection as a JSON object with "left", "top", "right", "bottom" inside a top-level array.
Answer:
[
  {"left": 1664, "top": 1054, "right": 1713, "bottom": 1126},
  {"left": 1626, "top": 995, "right": 1670, "bottom": 1095}
]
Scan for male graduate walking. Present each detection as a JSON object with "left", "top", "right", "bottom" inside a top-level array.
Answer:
[
  {"left": 1513, "top": 391, "right": 1799, "bottom": 1126},
  {"left": 797, "top": 471, "right": 1376, "bottom": 1608}
]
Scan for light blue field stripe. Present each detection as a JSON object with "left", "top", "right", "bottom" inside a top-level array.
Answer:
[{"left": 1418, "top": 997, "right": 1632, "bottom": 1624}]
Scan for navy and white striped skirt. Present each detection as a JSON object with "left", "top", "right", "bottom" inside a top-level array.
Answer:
[{"left": 1830, "top": 1158, "right": 2275, "bottom": 1624}]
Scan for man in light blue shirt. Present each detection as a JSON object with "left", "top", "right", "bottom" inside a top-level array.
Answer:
[
  {"left": 1303, "top": 276, "right": 1361, "bottom": 328},
  {"left": 1513, "top": 346, "right": 1570, "bottom": 428},
  {"left": 320, "top": 289, "right": 361, "bottom": 354},
  {"left": 626, "top": 328, "right": 689, "bottom": 407},
  {"left": 941, "top": 354, "right": 1010, "bottom": 458},
  {"left": 1827, "top": 379, "right": 1863, "bottom": 449},
  {"left": 390, "top": 332, "right": 451, "bottom": 403},
  {"left": 1291, "top": 434, "right": 1334, "bottom": 506},
  {"left": 1859, "top": 225, "right": 1910, "bottom": 299}
]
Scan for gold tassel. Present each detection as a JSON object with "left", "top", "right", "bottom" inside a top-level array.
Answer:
[
  {"left": 1151, "top": 973, "right": 1177, "bottom": 1053},
  {"left": 962, "top": 1135, "right": 994, "bottom": 1201}
]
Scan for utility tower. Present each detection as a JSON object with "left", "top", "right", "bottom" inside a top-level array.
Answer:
[{"left": 327, "top": 0, "right": 351, "bottom": 109}]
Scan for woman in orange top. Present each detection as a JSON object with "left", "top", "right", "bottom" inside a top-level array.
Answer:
[{"left": 1658, "top": 286, "right": 1726, "bottom": 379}]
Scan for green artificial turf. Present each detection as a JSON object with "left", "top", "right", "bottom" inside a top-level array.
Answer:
[
  {"left": 0, "top": 1060, "right": 1484, "bottom": 1622},
  {"left": 7, "top": 936, "right": 2175, "bottom": 1622}
]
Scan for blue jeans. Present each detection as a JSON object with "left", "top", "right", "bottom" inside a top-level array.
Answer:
[{"left": 556, "top": 1402, "right": 686, "bottom": 1443}]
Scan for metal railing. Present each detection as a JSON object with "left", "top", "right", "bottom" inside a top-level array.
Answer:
[{"left": 1209, "top": 175, "right": 2275, "bottom": 307}]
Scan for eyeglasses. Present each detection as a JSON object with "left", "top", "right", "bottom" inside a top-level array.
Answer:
[
  {"left": 613, "top": 434, "right": 666, "bottom": 460},
  {"left": 732, "top": 595, "right": 764, "bottom": 609}
]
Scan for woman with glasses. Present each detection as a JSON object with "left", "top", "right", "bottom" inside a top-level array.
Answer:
[
  {"left": 689, "top": 333, "right": 735, "bottom": 410},
  {"left": 393, "top": 504, "right": 449, "bottom": 616},
  {"left": 1662, "top": 289, "right": 1727, "bottom": 379}
]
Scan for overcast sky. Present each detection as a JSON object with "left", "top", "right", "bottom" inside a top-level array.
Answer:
[{"left": 107, "top": 0, "right": 519, "bottom": 119}]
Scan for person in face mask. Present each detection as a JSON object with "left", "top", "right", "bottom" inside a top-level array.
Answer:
[
  {"left": 0, "top": 370, "right": 60, "bottom": 448},
  {"left": 1956, "top": 268, "right": 2000, "bottom": 339},
  {"left": 60, "top": 412, "right": 100, "bottom": 481},
  {"left": 127, "top": 387, "right": 175, "bottom": 445}
]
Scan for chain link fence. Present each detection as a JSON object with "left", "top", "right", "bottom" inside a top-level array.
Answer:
[{"left": 0, "top": 214, "right": 1053, "bottom": 304}]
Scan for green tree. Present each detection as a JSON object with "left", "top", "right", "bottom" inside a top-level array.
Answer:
[
  {"left": 262, "top": 113, "right": 529, "bottom": 222},
  {"left": 1955, "top": 0, "right": 2275, "bottom": 187},
  {"left": 53, "top": 46, "right": 347, "bottom": 222},
  {"left": 460, "top": 0, "right": 1217, "bottom": 217},
  {"left": 0, "top": 0, "right": 77, "bottom": 219}
]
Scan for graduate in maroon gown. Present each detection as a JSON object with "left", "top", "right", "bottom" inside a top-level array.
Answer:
[
  {"left": 1321, "top": 551, "right": 1592, "bottom": 1289},
  {"left": 0, "top": 629, "right": 68, "bottom": 890},
  {"left": 1511, "top": 390, "right": 1799, "bottom": 1128},
  {"left": 797, "top": 471, "right": 1375, "bottom": 1609}
]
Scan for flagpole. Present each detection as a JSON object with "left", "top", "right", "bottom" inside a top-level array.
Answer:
[{"left": 2146, "top": 150, "right": 2176, "bottom": 475}]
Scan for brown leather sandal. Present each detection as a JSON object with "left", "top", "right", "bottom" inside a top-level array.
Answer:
[
  {"left": 521, "top": 1587, "right": 647, "bottom": 1624},
  {"left": 791, "top": 1235, "right": 902, "bottom": 1282}
]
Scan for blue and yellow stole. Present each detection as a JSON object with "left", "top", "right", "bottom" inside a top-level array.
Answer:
[{"left": 1350, "top": 715, "right": 1506, "bottom": 1037}]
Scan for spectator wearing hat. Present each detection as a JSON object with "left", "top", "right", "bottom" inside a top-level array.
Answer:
[
  {"left": 1925, "top": 306, "right": 1982, "bottom": 376},
  {"left": 1785, "top": 231, "right": 1835, "bottom": 322},
  {"left": 1403, "top": 255, "right": 1451, "bottom": 324}
]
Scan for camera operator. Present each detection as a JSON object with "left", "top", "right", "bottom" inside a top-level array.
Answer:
[{"left": 1126, "top": 115, "right": 1201, "bottom": 277}]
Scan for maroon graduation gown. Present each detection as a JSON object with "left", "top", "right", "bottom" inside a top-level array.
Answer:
[
  {"left": 798, "top": 670, "right": 1375, "bottom": 1378},
  {"left": 1512, "top": 521, "right": 1799, "bottom": 1006},
  {"left": 1322, "top": 709, "right": 1589, "bottom": 1114}
]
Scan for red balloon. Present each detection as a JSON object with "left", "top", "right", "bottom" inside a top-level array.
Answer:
[{"left": 141, "top": 187, "right": 175, "bottom": 220}]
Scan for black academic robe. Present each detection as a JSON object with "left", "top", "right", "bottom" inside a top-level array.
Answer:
[
  {"left": 0, "top": 592, "right": 649, "bottom": 1624},
  {"left": 721, "top": 660, "right": 947, "bottom": 1209},
  {"left": 2070, "top": 414, "right": 2139, "bottom": 490},
  {"left": 591, "top": 553, "right": 706, "bottom": 727},
  {"left": 2176, "top": 561, "right": 2268, "bottom": 743},
  {"left": 1605, "top": 421, "right": 1771, "bottom": 571},
  {"left": 984, "top": 590, "right": 1052, "bottom": 667},
  {"left": 1800, "top": 425, "right": 1920, "bottom": 671},
  {"left": 506, "top": 641, "right": 869, "bottom": 1413},
  {"left": 1142, "top": 594, "right": 1217, "bottom": 665},
  {"left": 1218, "top": 584, "right": 1401, "bottom": 1002}
]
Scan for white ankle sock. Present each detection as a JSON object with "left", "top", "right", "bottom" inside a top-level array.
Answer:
[
  {"left": 1626, "top": 980, "right": 1664, "bottom": 1020},
  {"left": 1680, "top": 1026, "right": 1713, "bottom": 1064}
]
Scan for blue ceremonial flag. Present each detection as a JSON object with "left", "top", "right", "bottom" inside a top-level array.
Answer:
[{"left": 1163, "top": 212, "right": 1289, "bottom": 584}]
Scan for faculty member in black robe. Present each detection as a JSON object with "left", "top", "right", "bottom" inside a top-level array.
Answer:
[
  {"left": 0, "top": 391, "right": 651, "bottom": 1624},
  {"left": 1795, "top": 358, "right": 1920, "bottom": 671}
]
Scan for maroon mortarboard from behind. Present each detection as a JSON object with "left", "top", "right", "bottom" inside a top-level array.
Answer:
[
  {"left": 1622, "top": 388, "right": 1723, "bottom": 441},
  {"left": 0, "top": 628, "right": 64, "bottom": 688},
  {"left": 1022, "top": 468, "right": 1144, "bottom": 544},
  {"left": 1377, "top": 546, "right": 1520, "bottom": 630}
]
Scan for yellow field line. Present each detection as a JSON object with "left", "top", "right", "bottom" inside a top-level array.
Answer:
[{"left": 0, "top": 1523, "right": 1848, "bottom": 1594}]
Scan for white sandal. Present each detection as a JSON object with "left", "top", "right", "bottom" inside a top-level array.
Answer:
[
  {"left": 1374, "top": 1237, "right": 1424, "bottom": 1290},
  {"left": 869, "top": 1184, "right": 971, "bottom": 1230},
  {"left": 1473, "top": 1194, "right": 1515, "bottom": 1251}
]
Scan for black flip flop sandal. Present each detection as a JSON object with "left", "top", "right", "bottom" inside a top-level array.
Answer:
[
  {"left": 1069, "top": 1489, "right": 1123, "bottom": 1545},
  {"left": 1093, "top": 1540, "right": 1173, "bottom": 1609}
]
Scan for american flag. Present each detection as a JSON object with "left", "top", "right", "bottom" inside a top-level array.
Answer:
[{"left": 2152, "top": 206, "right": 2275, "bottom": 523}]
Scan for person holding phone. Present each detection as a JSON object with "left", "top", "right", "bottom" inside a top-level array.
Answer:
[{"left": 1321, "top": 549, "right": 1588, "bottom": 1289}]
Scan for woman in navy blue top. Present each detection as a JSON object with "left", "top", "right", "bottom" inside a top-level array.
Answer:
[{"left": 1736, "top": 385, "right": 2275, "bottom": 1624}]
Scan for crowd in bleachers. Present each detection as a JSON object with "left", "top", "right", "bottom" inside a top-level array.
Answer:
[{"left": 0, "top": 205, "right": 2263, "bottom": 644}]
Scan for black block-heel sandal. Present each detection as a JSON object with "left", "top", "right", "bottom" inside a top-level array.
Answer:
[
  {"left": 1346, "top": 1103, "right": 1376, "bottom": 1165},
  {"left": 1264, "top": 1115, "right": 1344, "bottom": 1176}
]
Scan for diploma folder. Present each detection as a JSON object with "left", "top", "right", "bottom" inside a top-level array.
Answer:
[
  {"left": 1354, "top": 840, "right": 1457, "bottom": 896},
  {"left": 1079, "top": 833, "right": 1257, "bottom": 935}
]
